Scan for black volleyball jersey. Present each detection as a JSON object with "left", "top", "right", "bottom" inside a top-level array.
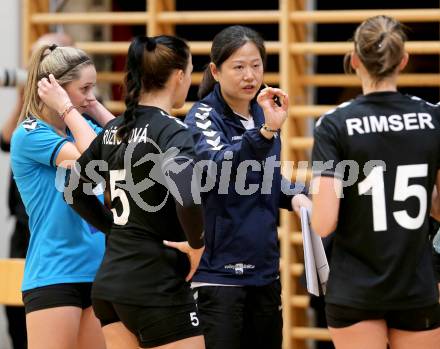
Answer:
[
  {"left": 312, "top": 91, "right": 440, "bottom": 310},
  {"left": 76, "top": 105, "right": 197, "bottom": 306}
]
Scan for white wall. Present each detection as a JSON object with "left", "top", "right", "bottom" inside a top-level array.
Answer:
[{"left": 0, "top": 0, "right": 19, "bottom": 348}]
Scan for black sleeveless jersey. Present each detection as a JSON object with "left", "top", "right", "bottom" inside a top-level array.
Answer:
[
  {"left": 312, "top": 91, "right": 440, "bottom": 310},
  {"left": 76, "top": 105, "right": 197, "bottom": 306}
]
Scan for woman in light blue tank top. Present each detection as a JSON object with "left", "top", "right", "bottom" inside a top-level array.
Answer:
[{"left": 11, "top": 43, "right": 114, "bottom": 349}]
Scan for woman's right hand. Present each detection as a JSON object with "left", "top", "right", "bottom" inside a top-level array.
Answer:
[
  {"left": 37, "top": 74, "right": 72, "bottom": 115},
  {"left": 163, "top": 240, "right": 205, "bottom": 282},
  {"left": 256, "top": 87, "right": 289, "bottom": 131}
]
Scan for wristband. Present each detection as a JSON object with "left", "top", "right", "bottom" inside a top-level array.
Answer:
[
  {"left": 58, "top": 101, "right": 71, "bottom": 114},
  {"left": 60, "top": 104, "right": 75, "bottom": 121},
  {"left": 261, "top": 124, "right": 279, "bottom": 133}
]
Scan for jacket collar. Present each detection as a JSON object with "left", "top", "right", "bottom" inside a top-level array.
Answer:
[{"left": 202, "top": 83, "right": 265, "bottom": 129}]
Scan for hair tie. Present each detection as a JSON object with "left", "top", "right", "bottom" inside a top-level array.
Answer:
[
  {"left": 377, "top": 32, "right": 386, "bottom": 49},
  {"left": 137, "top": 36, "right": 156, "bottom": 51},
  {"left": 392, "top": 22, "right": 402, "bottom": 31},
  {"left": 145, "top": 37, "right": 157, "bottom": 51},
  {"left": 49, "top": 44, "right": 58, "bottom": 51}
]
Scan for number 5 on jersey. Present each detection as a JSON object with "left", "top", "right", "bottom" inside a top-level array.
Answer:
[
  {"left": 358, "top": 164, "right": 428, "bottom": 231},
  {"left": 190, "top": 312, "right": 200, "bottom": 327},
  {"left": 109, "top": 169, "right": 130, "bottom": 225}
]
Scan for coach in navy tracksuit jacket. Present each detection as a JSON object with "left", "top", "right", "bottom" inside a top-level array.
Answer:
[
  {"left": 186, "top": 83, "right": 307, "bottom": 286},
  {"left": 184, "top": 25, "right": 310, "bottom": 349}
]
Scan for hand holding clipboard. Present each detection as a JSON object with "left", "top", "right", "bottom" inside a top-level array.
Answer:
[{"left": 299, "top": 207, "right": 330, "bottom": 297}]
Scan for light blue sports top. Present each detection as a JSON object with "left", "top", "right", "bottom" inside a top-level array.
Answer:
[{"left": 11, "top": 116, "right": 105, "bottom": 291}]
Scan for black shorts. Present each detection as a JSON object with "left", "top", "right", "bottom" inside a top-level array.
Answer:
[
  {"left": 22, "top": 283, "right": 93, "bottom": 314},
  {"left": 92, "top": 298, "right": 203, "bottom": 348},
  {"left": 194, "top": 279, "right": 283, "bottom": 349},
  {"left": 326, "top": 303, "right": 440, "bottom": 331}
]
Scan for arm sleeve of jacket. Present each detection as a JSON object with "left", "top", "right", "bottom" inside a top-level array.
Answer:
[
  {"left": 185, "top": 105, "right": 275, "bottom": 166},
  {"left": 279, "top": 176, "right": 309, "bottom": 211}
]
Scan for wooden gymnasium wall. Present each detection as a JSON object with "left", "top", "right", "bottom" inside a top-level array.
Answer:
[{"left": 21, "top": 1, "right": 440, "bottom": 348}]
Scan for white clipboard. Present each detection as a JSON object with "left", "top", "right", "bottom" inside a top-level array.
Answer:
[{"left": 300, "top": 207, "right": 330, "bottom": 296}]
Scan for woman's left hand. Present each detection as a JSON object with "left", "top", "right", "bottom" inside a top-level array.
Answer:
[
  {"left": 256, "top": 87, "right": 289, "bottom": 131},
  {"left": 82, "top": 99, "right": 100, "bottom": 117},
  {"left": 163, "top": 240, "right": 205, "bottom": 282},
  {"left": 82, "top": 99, "right": 115, "bottom": 126}
]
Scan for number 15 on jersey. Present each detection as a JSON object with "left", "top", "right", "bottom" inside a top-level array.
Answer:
[{"left": 358, "top": 164, "right": 428, "bottom": 231}]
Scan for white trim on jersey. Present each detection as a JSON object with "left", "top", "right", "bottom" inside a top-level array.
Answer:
[
  {"left": 160, "top": 111, "right": 188, "bottom": 128},
  {"left": 410, "top": 95, "right": 440, "bottom": 108},
  {"left": 316, "top": 100, "right": 353, "bottom": 128}
]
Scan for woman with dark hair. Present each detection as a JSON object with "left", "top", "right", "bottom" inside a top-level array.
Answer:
[
  {"left": 183, "top": 25, "right": 310, "bottom": 349},
  {"left": 11, "top": 43, "right": 114, "bottom": 349},
  {"left": 311, "top": 15, "right": 440, "bottom": 349},
  {"left": 67, "top": 35, "right": 205, "bottom": 349}
]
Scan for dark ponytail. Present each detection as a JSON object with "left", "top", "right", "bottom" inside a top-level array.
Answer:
[
  {"left": 117, "top": 37, "right": 144, "bottom": 143},
  {"left": 198, "top": 25, "right": 266, "bottom": 99},
  {"left": 198, "top": 67, "right": 217, "bottom": 100},
  {"left": 117, "top": 35, "right": 190, "bottom": 143}
]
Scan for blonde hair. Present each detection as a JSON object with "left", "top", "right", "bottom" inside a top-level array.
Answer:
[
  {"left": 19, "top": 45, "right": 93, "bottom": 123},
  {"left": 344, "top": 15, "right": 407, "bottom": 83}
]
